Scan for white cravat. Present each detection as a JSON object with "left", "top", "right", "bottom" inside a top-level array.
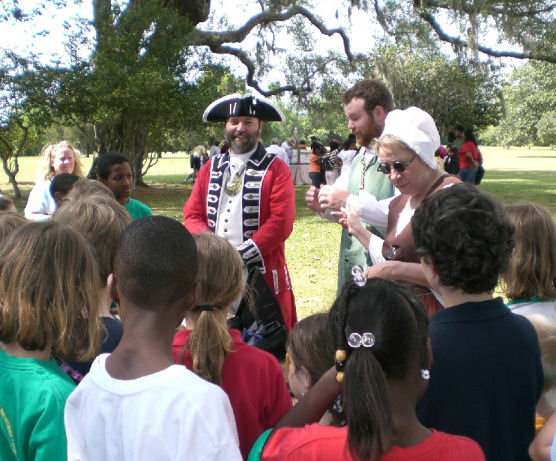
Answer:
[{"left": 215, "top": 150, "right": 253, "bottom": 247}]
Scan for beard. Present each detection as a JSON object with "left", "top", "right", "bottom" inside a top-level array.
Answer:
[
  {"left": 358, "top": 120, "right": 383, "bottom": 148},
  {"left": 225, "top": 130, "right": 259, "bottom": 154}
]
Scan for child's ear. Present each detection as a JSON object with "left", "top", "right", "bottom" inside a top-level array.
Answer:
[
  {"left": 53, "top": 191, "right": 63, "bottom": 205},
  {"left": 298, "top": 366, "right": 312, "bottom": 395},
  {"left": 184, "top": 281, "right": 200, "bottom": 310},
  {"left": 108, "top": 273, "right": 119, "bottom": 303}
]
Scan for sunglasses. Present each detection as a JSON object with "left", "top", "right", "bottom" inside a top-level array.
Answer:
[{"left": 377, "top": 155, "right": 416, "bottom": 174}]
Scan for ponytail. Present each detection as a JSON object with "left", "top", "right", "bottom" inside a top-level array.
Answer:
[
  {"left": 344, "top": 349, "right": 392, "bottom": 460},
  {"left": 187, "top": 308, "right": 233, "bottom": 386},
  {"left": 185, "top": 233, "right": 244, "bottom": 385},
  {"left": 329, "top": 278, "right": 428, "bottom": 461}
]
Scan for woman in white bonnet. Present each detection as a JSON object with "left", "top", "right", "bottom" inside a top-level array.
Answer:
[{"left": 343, "top": 107, "right": 461, "bottom": 315}]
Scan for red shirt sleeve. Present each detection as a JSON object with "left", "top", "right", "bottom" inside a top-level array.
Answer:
[{"left": 183, "top": 161, "right": 211, "bottom": 233}]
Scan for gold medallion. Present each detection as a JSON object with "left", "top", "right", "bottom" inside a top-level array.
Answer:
[{"left": 224, "top": 164, "right": 246, "bottom": 196}]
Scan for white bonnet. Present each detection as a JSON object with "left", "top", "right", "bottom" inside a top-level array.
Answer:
[{"left": 380, "top": 107, "right": 440, "bottom": 169}]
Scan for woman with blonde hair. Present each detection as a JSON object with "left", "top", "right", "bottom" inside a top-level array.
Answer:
[
  {"left": 24, "top": 140, "right": 84, "bottom": 220},
  {"left": 0, "top": 221, "right": 100, "bottom": 460},
  {"left": 172, "top": 232, "right": 291, "bottom": 459},
  {"left": 503, "top": 204, "right": 556, "bottom": 321},
  {"left": 341, "top": 107, "right": 460, "bottom": 315}
]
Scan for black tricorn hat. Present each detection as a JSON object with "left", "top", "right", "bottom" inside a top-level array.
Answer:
[{"left": 202, "top": 93, "right": 285, "bottom": 122}]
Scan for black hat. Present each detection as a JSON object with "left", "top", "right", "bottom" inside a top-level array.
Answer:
[{"left": 202, "top": 93, "right": 285, "bottom": 122}]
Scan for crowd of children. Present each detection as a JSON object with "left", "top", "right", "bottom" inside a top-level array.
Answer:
[{"left": 0, "top": 141, "right": 555, "bottom": 461}]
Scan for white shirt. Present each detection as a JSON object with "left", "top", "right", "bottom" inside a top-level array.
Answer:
[
  {"left": 216, "top": 151, "right": 252, "bottom": 248},
  {"left": 24, "top": 180, "right": 56, "bottom": 219},
  {"left": 337, "top": 148, "right": 357, "bottom": 178},
  {"left": 280, "top": 141, "right": 293, "bottom": 161},
  {"left": 325, "top": 147, "right": 398, "bottom": 228},
  {"left": 266, "top": 144, "right": 290, "bottom": 166},
  {"left": 509, "top": 299, "right": 556, "bottom": 323},
  {"left": 209, "top": 145, "right": 220, "bottom": 157},
  {"left": 65, "top": 354, "right": 241, "bottom": 461}
]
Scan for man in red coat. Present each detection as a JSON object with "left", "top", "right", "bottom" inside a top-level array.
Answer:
[{"left": 183, "top": 93, "right": 297, "bottom": 330}]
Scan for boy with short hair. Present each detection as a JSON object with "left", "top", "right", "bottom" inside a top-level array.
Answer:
[
  {"left": 64, "top": 216, "right": 241, "bottom": 460},
  {"left": 96, "top": 152, "right": 152, "bottom": 220},
  {"left": 413, "top": 183, "right": 543, "bottom": 461},
  {"left": 49, "top": 173, "right": 80, "bottom": 207}
]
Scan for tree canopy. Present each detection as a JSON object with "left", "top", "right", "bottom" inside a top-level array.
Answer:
[{"left": 0, "top": 0, "right": 554, "bottom": 188}]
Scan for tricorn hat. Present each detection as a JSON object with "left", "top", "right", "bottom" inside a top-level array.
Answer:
[{"left": 202, "top": 93, "right": 285, "bottom": 122}]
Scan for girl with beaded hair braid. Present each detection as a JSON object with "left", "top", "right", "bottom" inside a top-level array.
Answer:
[{"left": 254, "top": 278, "right": 484, "bottom": 461}]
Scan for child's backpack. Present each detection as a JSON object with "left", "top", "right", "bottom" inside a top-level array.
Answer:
[{"left": 444, "top": 152, "right": 460, "bottom": 174}]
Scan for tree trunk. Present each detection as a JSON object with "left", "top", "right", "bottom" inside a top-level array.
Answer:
[
  {"left": 93, "top": 120, "right": 149, "bottom": 186},
  {"left": 2, "top": 158, "right": 21, "bottom": 199}
]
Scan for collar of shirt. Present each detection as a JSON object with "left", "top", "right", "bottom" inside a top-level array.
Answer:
[
  {"left": 361, "top": 146, "right": 377, "bottom": 164},
  {"left": 228, "top": 151, "right": 252, "bottom": 175}
]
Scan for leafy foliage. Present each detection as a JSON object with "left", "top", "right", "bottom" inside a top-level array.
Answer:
[
  {"left": 355, "top": 0, "right": 556, "bottom": 63},
  {"left": 0, "top": 52, "right": 60, "bottom": 196},
  {"left": 490, "top": 61, "right": 556, "bottom": 147},
  {"left": 359, "top": 44, "right": 500, "bottom": 137}
]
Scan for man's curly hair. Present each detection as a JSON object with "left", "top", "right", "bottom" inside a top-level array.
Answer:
[{"left": 412, "top": 183, "right": 515, "bottom": 294}]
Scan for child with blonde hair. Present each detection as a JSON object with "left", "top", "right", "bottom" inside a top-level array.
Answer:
[
  {"left": 25, "top": 141, "right": 84, "bottom": 220},
  {"left": 0, "top": 212, "right": 27, "bottom": 242},
  {"left": 285, "top": 313, "right": 345, "bottom": 427},
  {"left": 0, "top": 195, "right": 17, "bottom": 213},
  {"left": 0, "top": 221, "right": 100, "bottom": 460},
  {"left": 54, "top": 194, "right": 132, "bottom": 377},
  {"left": 503, "top": 204, "right": 556, "bottom": 321},
  {"left": 173, "top": 232, "right": 291, "bottom": 459}
]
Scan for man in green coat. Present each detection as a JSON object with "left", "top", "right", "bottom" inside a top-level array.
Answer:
[{"left": 305, "top": 79, "right": 395, "bottom": 291}]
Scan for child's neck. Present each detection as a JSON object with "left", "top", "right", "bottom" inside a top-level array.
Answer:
[
  {"left": 98, "top": 284, "right": 113, "bottom": 318},
  {"left": 0, "top": 341, "right": 51, "bottom": 361},
  {"left": 436, "top": 286, "right": 493, "bottom": 308},
  {"left": 388, "top": 379, "right": 431, "bottom": 448},
  {"left": 106, "top": 304, "right": 178, "bottom": 380}
]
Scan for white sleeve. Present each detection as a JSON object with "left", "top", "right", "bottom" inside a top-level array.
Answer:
[
  {"left": 24, "top": 181, "right": 55, "bottom": 219},
  {"left": 332, "top": 168, "right": 349, "bottom": 191},
  {"left": 368, "top": 234, "right": 387, "bottom": 265},
  {"left": 346, "top": 190, "right": 392, "bottom": 228},
  {"left": 188, "top": 386, "right": 242, "bottom": 461}
]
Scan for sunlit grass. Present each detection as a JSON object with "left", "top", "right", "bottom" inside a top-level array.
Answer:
[{"left": 3, "top": 146, "right": 555, "bottom": 319}]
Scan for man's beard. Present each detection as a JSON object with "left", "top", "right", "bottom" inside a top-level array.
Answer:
[
  {"left": 225, "top": 131, "right": 259, "bottom": 154},
  {"left": 358, "top": 120, "right": 383, "bottom": 148}
]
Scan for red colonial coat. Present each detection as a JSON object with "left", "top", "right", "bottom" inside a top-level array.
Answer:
[{"left": 183, "top": 143, "right": 297, "bottom": 330}]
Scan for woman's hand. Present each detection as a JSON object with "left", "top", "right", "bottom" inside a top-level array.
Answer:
[{"left": 344, "top": 205, "right": 363, "bottom": 236}]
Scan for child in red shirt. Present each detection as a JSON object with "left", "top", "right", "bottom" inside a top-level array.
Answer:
[
  {"left": 173, "top": 233, "right": 291, "bottom": 459},
  {"left": 254, "top": 278, "right": 484, "bottom": 461}
]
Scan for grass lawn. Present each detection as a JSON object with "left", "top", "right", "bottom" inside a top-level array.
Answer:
[{"left": 3, "top": 146, "right": 555, "bottom": 320}]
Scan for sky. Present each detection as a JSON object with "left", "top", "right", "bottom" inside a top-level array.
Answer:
[
  {"left": 2, "top": 0, "right": 521, "bottom": 85},
  {"left": 3, "top": 0, "right": 379, "bottom": 67}
]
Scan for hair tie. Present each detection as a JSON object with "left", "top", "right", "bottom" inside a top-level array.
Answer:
[
  {"left": 347, "top": 332, "right": 375, "bottom": 348},
  {"left": 351, "top": 265, "right": 366, "bottom": 287},
  {"left": 197, "top": 304, "right": 214, "bottom": 312}
]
